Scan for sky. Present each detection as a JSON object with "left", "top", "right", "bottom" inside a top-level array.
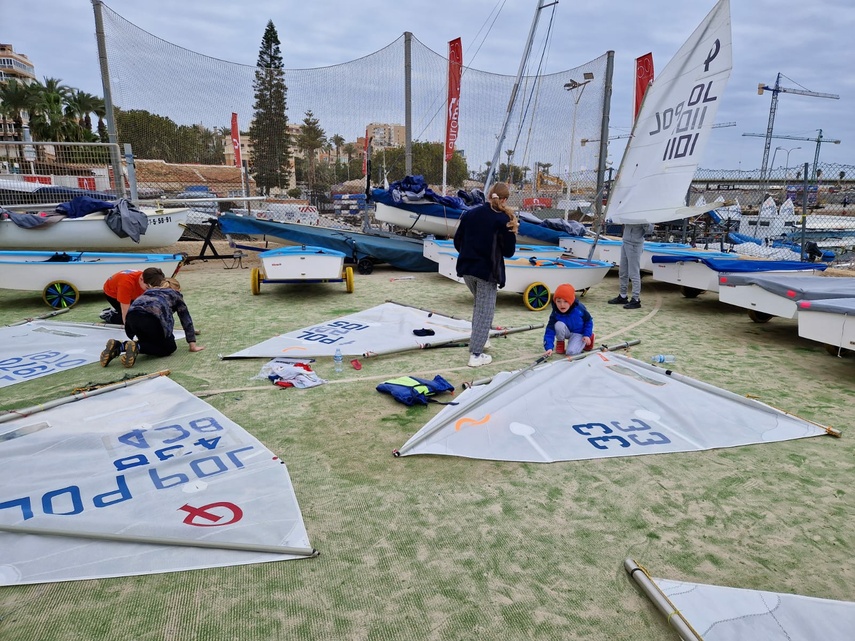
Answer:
[{"left": 4, "top": 0, "right": 854, "bottom": 172}]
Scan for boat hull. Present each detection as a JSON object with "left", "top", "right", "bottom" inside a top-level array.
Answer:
[
  {"left": 798, "top": 300, "right": 855, "bottom": 352},
  {"left": 0, "top": 251, "right": 184, "bottom": 293},
  {"left": 259, "top": 246, "right": 346, "bottom": 281},
  {"left": 374, "top": 202, "right": 461, "bottom": 237},
  {"left": 423, "top": 238, "right": 565, "bottom": 263},
  {"left": 0, "top": 208, "right": 189, "bottom": 250}
]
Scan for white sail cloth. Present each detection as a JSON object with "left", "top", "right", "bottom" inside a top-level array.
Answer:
[
  {"left": 606, "top": 0, "right": 732, "bottom": 224},
  {"left": 0, "top": 320, "right": 184, "bottom": 389},
  {"left": 0, "top": 375, "right": 314, "bottom": 585},
  {"left": 226, "top": 302, "right": 481, "bottom": 359},
  {"left": 398, "top": 353, "right": 830, "bottom": 462}
]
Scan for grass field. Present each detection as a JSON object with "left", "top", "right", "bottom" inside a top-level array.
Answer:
[{"left": 1, "top": 240, "right": 853, "bottom": 641}]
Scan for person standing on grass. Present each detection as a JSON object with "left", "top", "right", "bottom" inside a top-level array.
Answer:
[
  {"left": 608, "top": 223, "right": 653, "bottom": 310},
  {"left": 542, "top": 283, "right": 594, "bottom": 358},
  {"left": 100, "top": 277, "right": 204, "bottom": 368},
  {"left": 101, "top": 267, "right": 165, "bottom": 325},
  {"left": 453, "top": 181, "right": 518, "bottom": 367}
]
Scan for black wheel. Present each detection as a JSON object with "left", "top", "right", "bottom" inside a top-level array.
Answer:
[
  {"left": 523, "top": 282, "right": 550, "bottom": 311},
  {"left": 747, "top": 309, "right": 773, "bottom": 323},
  {"left": 680, "top": 286, "right": 704, "bottom": 298},
  {"left": 43, "top": 281, "right": 79, "bottom": 308},
  {"left": 357, "top": 258, "right": 374, "bottom": 275}
]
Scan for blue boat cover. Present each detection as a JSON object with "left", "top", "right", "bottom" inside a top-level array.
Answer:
[
  {"left": 650, "top": 255, "right": 826, "bottom": 273},
  {"left": 717, "top": 273, "right": 855, "bottom": 299},
  {"left": 797, "top": 297, "right": 855, "bottom": 315},
  {"left": 219, "top": 213, "right": 437, "bottom": 272}
]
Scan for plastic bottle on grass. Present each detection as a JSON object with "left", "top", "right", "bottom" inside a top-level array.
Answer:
[
  {"left": 334, "top": 348, "right": 343, "bottom": 372},
  {"left": 650, "top": 354, "right": 676, "bottom": 364}
]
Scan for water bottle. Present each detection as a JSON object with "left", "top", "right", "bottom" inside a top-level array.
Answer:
[
  {"left": 334, "top": 348, "right": 343, "bottom": 372},
  {"left": 650, "top": 354, "right": 676, "bottom": 364}
]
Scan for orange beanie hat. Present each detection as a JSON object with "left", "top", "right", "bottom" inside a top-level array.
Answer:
[{"left": 554, "top": 283, "right": 576, "bottom": 306}]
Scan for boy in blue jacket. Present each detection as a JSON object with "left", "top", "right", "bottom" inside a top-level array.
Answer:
[{"left": 543, "top": 283, "right": 594, "bottom": 357}]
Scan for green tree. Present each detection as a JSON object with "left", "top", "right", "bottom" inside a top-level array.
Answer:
[
  {"left": 378, "top": 141, "right": 468, "bottom": 187},
  {"left": 330, "top": 133, "right": 345, "bottom": 181},
  {"left": 0, "top": 79, "right": 32, "bottom": 141},
  {"left": 248, "top": 20, "right": 290, "bottom": 195},
  {"left": 296, "top": 110, "right": 326, "bottom": 191}
]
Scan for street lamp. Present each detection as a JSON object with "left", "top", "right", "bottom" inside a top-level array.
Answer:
[
  {"left": 780, "top": 145, "right": 800, "bottom": 180},
  {"left": 563, "top": 71, "right": 594, "bottom": 220}
]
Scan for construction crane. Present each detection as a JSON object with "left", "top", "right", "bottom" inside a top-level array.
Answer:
[
  {"left": 749, "top": 73, "right": 839, "bottom": 192},
  {"left": 742, "top": 129, "right": 841, "bottom": 183}
]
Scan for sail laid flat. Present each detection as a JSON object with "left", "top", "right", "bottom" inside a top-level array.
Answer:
[
  {"left": 626, "top": 560, "right": 855, "bottom": 640},
  {"left": 227, "top": 301, "right": 490, "bottom": 359},
  {"left": 0, "top": 320, "right": 183, "bottom": 389},
  {"left": 606, "top": 0, "right": 732, "bottom": 224},
  {"left": 0, "top": 375, "right": 315, "bottom": 585},
  {"left": 397, "top": 352, "right": 831, "bottom": 462}
]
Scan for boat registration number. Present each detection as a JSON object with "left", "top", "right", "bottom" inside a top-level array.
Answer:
[
  {"left": 149, "top": 215, "right": 173, "bottom": 225},
  {"left": 0, "top": 350, "right": 88, "bottom": 384}
]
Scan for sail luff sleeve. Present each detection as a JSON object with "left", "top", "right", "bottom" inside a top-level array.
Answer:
[{"left": 624, "top": 559, "right": 703, "bottom": 641}]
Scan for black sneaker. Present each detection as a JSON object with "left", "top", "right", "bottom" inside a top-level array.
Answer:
[
  {"left": 623, "top": 298, "right": 642, "bottom": 309},
  {"left": 100, "top": 339, "right": 122, "bottom": 367},
  {"left": 608, "top": 295, "right": 628, "bottom": 305},
  {"left": 121, "top": 340, "right": 139, "bottom": 368}
]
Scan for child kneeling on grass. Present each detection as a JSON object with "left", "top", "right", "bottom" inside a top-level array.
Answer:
[
  {"left": 100, "top": 277, "right": 204, "bottom": 368},
  {"left": 542, "top": 283, "right": 594, "bottom": 358}
]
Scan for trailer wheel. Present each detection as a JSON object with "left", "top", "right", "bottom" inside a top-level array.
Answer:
[
  {"left": 43, "top": 281, "right": 79, "bottom": 309},
  {"left": 357, "top": 258, "right": 374, "bottom": 275},
  {"left": 747, "top": 309, "right": 772, "bottom": 323},
  {"left": 251, "top": 267, "right": 262, "bottom": 295},
  {"left": 344, "top": 266, "right": 355, "bottom": 293},
  {"left": 523, "top": 282, "right": 550, "bottom": 311},
  {"left": 680, "top": 286, "right": 704, "bottom": 298}
]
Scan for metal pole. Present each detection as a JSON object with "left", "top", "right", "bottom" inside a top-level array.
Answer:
[
  {"left": 404, "top": 32, "right": 413, "bottom": 176},
  {"left": 595, "top": 51, "right": 614, "bottom": 221},
  {"left": 123, "top": 143, "right": 138, "bottom": 201},
  {"left": 624, "top": 559, "right": 703, "bottom": 641},
  {"left": 91, "top": 0, "right": 125, "bottom": 198},
  {"left": 800, "top": 162, "right": 808, "bottom": 260},
  {"left": 485, "top": 0, "right": 554, "bottom": 192}
]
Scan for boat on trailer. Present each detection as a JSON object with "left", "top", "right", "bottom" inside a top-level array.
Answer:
[
  {"left": 429, "top": 249, "right": 612, "bottom": 311},
  {"left": 423, "top": 238, "right": 565, "bottom": 263},
  {"left": 0, "top": 250, "right": 184, "bottom": 308},
  {"left": 0, "top": 207, "right": 190, "bottom": 251},
  {"left": 251, "top": 245, "right": 354, "bottom": 295}
]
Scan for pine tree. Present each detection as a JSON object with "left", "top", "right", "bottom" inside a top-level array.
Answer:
[{"left": 249, "top": 20, "right": 290, "bottom": 195}]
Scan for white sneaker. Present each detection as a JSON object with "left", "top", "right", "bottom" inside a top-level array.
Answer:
[
  {"left": 468, "top": 353, "right": 492, "bottom": 367},
  {"left": 483, "top": 339, "right": 491, "bottom": 350}
]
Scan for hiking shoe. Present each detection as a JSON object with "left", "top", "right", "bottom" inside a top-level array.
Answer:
[
  {"left": 121, "top": 340, "right": 139, "bottom": 368},
  {"left": 608, "top": 295, "right": 628, "bottom": 305},
  {"left": 100, "top": 339, "right": 122, "bottom": 367},
  {"left": 555, "top": 340, "right": 566, "bottom": 354},
  {"left": 623, "top": 298, "right": 642, "bottom": 309},
  {"left": 468, "top": 353, "right": 492, "bottom": 368}
]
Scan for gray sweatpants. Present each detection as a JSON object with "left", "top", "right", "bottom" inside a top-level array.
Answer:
[
  {"left": 618, "top": 240, "right": 643, "bottom": 300},
  {"left": 553, "top": 321, "right": 586, "bottom": 355},
  {"left": 463, "top": 274, "right": 497, "bottom": 355}
]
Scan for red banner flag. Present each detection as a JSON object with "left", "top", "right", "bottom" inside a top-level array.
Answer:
[
  {"left": 445, "top": 38, "right": 463, "bottom": 161},
  {"left": 634, "top": 53, "right": 654, "bottom": 122},
  {"left": 230, "top": 113, "right": 242, "bottom": 167}
]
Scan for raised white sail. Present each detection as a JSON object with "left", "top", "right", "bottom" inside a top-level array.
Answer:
[
  {"left": 397, "top": 352, "right": 833, "bottom": 462},
  {"left": 607, "top": 0, "right": 732, "bottom": 224},
  {"left": 0, "top": 375, "right": 315, "bottom": 585}
]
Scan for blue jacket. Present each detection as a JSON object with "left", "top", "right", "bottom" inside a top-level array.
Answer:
[
  {"left": 453, "top": 203, "right": 516, "bottom": 288},
  {"left": 543, "top": 300, "right": 594, "bottom": 351}
]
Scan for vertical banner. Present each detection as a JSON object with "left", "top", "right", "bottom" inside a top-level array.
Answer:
[
  {"left": 634, "top": 53, "right": 654, "bottom": 122},
  {"left": 230, "top": 113, "right": 242, "bottom": 167},
  {"left": 445, "top": 38, "right": 463, "bottom": 161}
]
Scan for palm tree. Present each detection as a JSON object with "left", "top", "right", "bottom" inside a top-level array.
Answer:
[
  {"left": 330, "top": 133, "right": 345, "bottom": 181},
  {"left": 0, "top": 79, "right": 32, "bottom": 141},
  {"left": 342, "top": 142, "right": 357, "bottom": 179}
]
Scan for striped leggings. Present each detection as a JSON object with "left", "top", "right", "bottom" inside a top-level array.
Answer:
[{"left": 462, "top": 274, "right": 497, "bottom": 355}]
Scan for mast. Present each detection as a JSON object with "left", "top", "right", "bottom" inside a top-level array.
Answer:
[{"left": 484, "top": 0, "right": 556, "bottom": 193}]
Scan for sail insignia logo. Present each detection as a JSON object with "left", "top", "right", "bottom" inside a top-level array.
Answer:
[{"left": 179, "top": 502, "right": 244, "bottom": 527}]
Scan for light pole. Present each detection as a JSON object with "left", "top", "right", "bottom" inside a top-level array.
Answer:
[
  {"left": 563, "top": 72, "right": 594, "bottom": 220},
  {"left": 781, "top": 145, "right": 800, "bottom": 181}
]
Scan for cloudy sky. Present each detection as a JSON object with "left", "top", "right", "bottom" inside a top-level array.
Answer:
[{"left": 5, "top": 0, "right": 854, "bottom": 171}]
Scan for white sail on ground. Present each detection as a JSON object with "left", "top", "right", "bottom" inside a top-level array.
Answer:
[
  {"left": 397, "top": 352, "right": 831, "bottom": 462},
  {"left": 607, "top": 0, "right": 732, "bottom": 224},
  {"left": 225, "top": 301, "right": 529, "bottom": 359},
  {"left": 626, "top": 561, "right": 855, "bottom": 640},
  {"left": 0, "top": 375, "right": 315, "bottom": 585},
  {"left": 0, "top": 320, "right": 181, "bottom": 389}
]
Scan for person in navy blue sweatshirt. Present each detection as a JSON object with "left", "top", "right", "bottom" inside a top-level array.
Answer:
[
  {"left": 453, "top": 182, "right": 518, "bottom": 367},
  {"left": 543, "top": 283, "right": 594, "bottom": 357}
]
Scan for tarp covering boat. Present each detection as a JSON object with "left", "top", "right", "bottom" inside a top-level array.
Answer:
[
  {"left": 397, "top": 352, "right": 832, "bottom": 462},
  {"left": 219, "top": 212, "right": 437, "bottom": 272},
  {"left": 225, "top": 301, "right": 537, "bottom": 359},
  {"left": 0, "top": 374, "right": 315, "bottom": 585},
  {"left": 651, "top": 255, "right": 825, "bottom": 273},
  {"left": 717, "top": 273, "right": 855, "bottom": 299},
  {"left": 0, "top": 320, "right": 179, "bottom": 389},
  {"left": 626, "top": 560, "right": 855, "bottom": 640}
]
